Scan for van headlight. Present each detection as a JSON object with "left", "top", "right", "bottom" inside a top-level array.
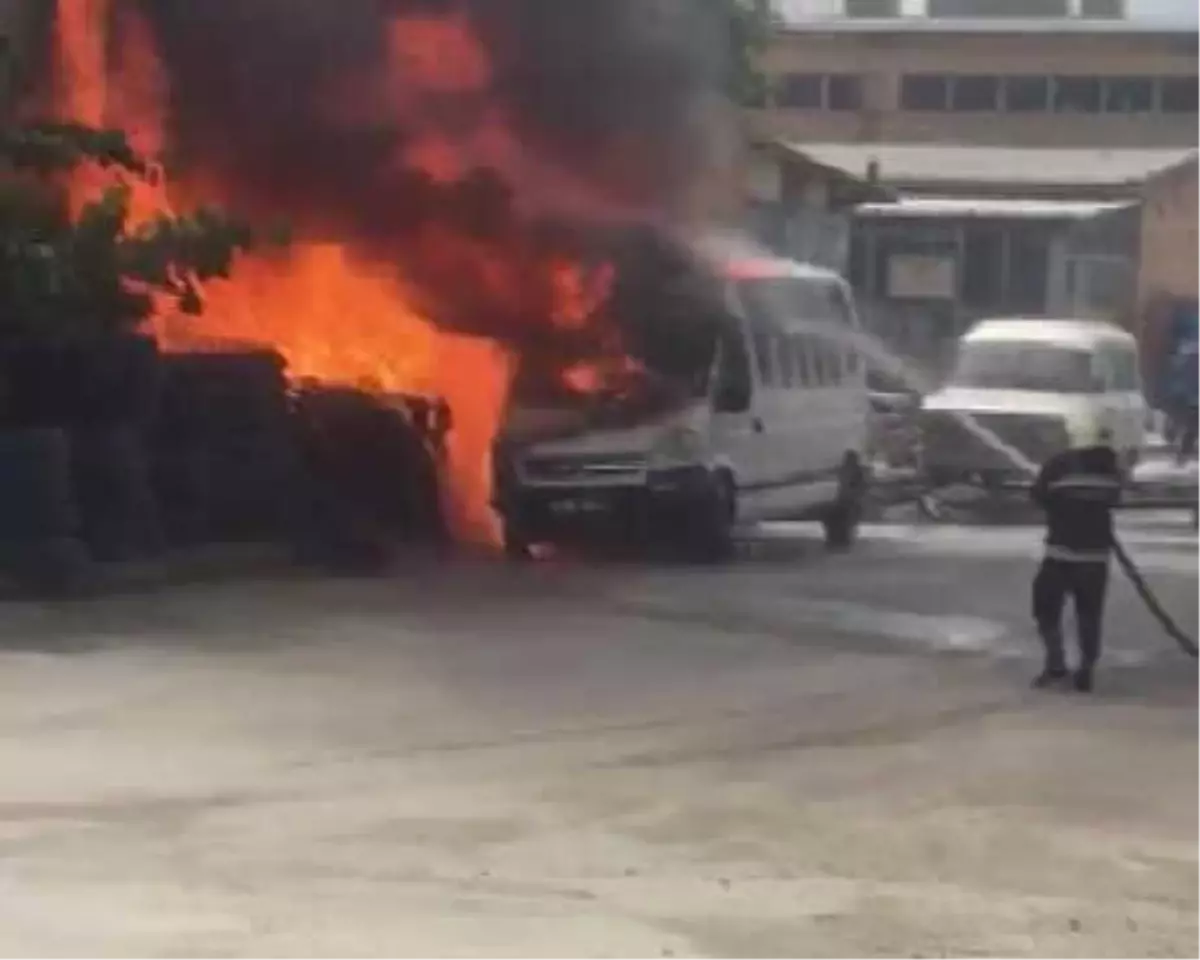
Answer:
[{"left": 648, "top": 427, "right": 707, "bottom": 471}]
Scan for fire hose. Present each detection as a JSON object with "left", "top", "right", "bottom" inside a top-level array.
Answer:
[
  {"left": 883, "top": 400, "right": 1200, "bottom": 657},
  {"left": 910, "top": 487, "right": 1198, "bottom": 660},
  {"left": 1112, "top": 535, "right": 1199, "bottom": 660}
]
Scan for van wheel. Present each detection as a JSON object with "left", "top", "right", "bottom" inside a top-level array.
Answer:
[
  {"left": 502, "top": 520, "right": 534, "bottom": 562},
  {"left": 688, "top": 471, "right": 736, "bottom": 563},
  {"left": 824, "top": 457, "right": 865, "bottom": 552}
]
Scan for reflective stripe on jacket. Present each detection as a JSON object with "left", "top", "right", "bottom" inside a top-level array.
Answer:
[{"left": 1032, "top": 446, "right": 1122, "bottom": 560}]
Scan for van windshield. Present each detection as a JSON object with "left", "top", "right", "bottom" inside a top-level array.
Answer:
[
  {"left": 951, "top": 342, "right": 1099, "bottom": 393},
  {"left": 511, "top": 259, "right": 728, "bottom": 411}
]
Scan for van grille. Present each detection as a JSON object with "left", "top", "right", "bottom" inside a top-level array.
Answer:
[{"left": 921, "top": 411, "right": 1069, "bottom": 468}]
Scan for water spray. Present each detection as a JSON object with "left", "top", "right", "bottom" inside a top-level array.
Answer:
[{"left": 804, "top": 321, "right": 1198, "bottom": 660}]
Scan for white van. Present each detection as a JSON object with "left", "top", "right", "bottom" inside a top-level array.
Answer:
[
  {"left": 492, "top": 250, "right": 872, "bottom": 559},
  {"left": 921, "top": 318, "right": 1147, "bottom": 487}
]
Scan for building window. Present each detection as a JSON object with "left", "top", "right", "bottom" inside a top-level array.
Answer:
[
  {"left": 1080, "top": 0, "right": 1125, "bottom": 18},
  {"left": 887, "top": 74, "right": 1197, "bottom": 117},
  {"left": 1004, "top": 76, "right": 1051, "bottom": 112},
  {"left": 902, "top": 75, "right": 950, "bottom": 111},
  {"left": 1161, "top": 76, "right": 1199, "bottom": 114},
  {"left": 845, "top": 0, "right": 901, "bottom": 15},
  {"left": 1056, "top": 76, "right": 1099, "bottom": 114},
  {"left": 928, "top": 0, "right": 1069, "bottom": 15},
  {"left": 774, "top": 73, "right": 823, "bottom": 109},
  {"left": 828, "top": 75, "right": 864, "bottom": 112},
  {"left": 1105, "top": 77, "right": 1154, "bottom": 113},
  {"left": 951, "top": 75, "right": 1000, "bottom": 112},
  {"left": 772, "top": 73, "right": 865, "bottom": 112},
  {"left": 1054, "top": 76, "right": 1103, "bottom": 113}
]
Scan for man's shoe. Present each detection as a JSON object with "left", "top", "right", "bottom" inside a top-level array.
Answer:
[
  {"left": 1033, "top": 668, "right": 1069, "bottom": 689},
  {"left": 1073, "top": 670, "right": 1095, "bottom": 694}
]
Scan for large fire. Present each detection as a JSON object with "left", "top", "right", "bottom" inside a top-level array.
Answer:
[{"left": 51, "top": 0, "right": 631, "bottom": 544}]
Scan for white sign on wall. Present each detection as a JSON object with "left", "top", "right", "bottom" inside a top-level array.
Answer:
[{"left": 887, "top": 254, "right": 957, "bottom": 300}]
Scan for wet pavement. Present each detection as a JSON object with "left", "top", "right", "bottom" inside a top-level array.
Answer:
[{"left": 0, "top": 512, "right": 1195, "bottom": 957}]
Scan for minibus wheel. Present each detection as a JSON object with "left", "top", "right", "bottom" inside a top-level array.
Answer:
[
  {"left": 688, "top": 471, "right": 736, "bottom": 563},
  {"left": 825, "top": 456, "right": 865, "bottom": 551},
  {"left": 502, "top": 521, "right": 534, "bottom": 561}
]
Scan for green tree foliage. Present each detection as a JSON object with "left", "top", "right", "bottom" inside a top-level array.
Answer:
[{"left": 0, "top": 123, "right": 272, "bottom": 342}]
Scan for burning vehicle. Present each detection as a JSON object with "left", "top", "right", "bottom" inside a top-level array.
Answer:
[
  {"left": 39, "top": 0, "right": 758, "bottom": 549},
  {"left": 495, "top": 234, "right": 873, "bottom": 560}
]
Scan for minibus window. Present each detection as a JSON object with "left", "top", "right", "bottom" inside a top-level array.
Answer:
[
  {"left": 777, "top": 333, "right": 797, "bottom": 388},
  {"left": 752, "top": 324, "right": 777, "bottom": 386},
  {"left": 714, "top": 329, "right": 752, "bottom": 413}
]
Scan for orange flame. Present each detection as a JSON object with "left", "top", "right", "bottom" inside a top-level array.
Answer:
[
  {"left": 52, "top": 1, "right": 629, "bottom": 546},
  {"left": 54, "top": 0, "right": 171, "bottom": 225},
  {"left": 54, "top": 0, "right": 111, "bottom": 216},
  {"left": 561, "top": 355, "right": 644, "bottom": 398},
  {"left": 153, "top": 246, "right": 511, "bottom": 543},
  {"left": 549, "top": 260, "right": 615, "bottom": 331}
]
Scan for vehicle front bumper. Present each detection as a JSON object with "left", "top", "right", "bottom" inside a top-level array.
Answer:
[{"left": 495, "top": 466, "right": 719, "bottom": 543}]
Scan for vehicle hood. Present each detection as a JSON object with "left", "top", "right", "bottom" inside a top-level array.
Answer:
[
  {"left": 503, "top": 406, "right": 700, "bottom": 458},
  {"left": 923, "top": 387, "right": 1091, "bottom": 418}
]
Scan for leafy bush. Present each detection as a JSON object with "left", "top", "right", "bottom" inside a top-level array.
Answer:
[{"left": 0, "top": 122, "right": 272, "bottom": 343}]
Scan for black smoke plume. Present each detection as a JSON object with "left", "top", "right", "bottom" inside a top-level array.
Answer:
[{"left": 79, "top": 1, "right": 734, "bottom": 352}]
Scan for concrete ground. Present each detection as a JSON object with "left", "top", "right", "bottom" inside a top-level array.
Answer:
[{"left": 0, "top": 512, "right": 1195, "bottom": 958}]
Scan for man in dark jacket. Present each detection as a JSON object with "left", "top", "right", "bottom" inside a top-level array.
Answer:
[
  {"left": 1030, "top": 430, "right": 1123, "bottom": 693},
  {"left": 1168, "top": 340, "right": 1198, "bottom": 465}
]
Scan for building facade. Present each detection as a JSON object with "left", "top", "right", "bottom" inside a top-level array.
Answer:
[
  {"left": 847, "top": 196, "right": 1144, "bottom": 375},
  {"left": 748, "top": 2, "right": 1198, "bottom": 379},
  {"left": 744, "top": 142, "right": 890, "bottom": 271},
  {"left": 754, "top": 7, "right": 1198, "bottom": 150}
]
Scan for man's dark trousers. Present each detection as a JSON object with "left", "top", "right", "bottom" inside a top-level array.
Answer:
[{"left": 1033, "top": 558, "right": 1110, "bottom": 675}]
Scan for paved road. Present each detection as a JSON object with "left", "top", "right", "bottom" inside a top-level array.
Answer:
[{"left": 0, "top": 515, "right": 1195, "bottom": 957}]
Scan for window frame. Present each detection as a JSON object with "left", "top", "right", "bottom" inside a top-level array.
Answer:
[
  {"left": 1160, "top": 76, "right": 1199, "bottom": 114},
  {"left": 773, "top": 72, "right": 824, "bottom": 110},
  {"left": 1054, "top": 75, "right": 1104, "bottom": 114},
  {"left": 827, "top": 74, "right": 864, "bottom": 112},
  {"left": 1002, "top": 75, "right": 1051, "bottom": 113},
  {"left": 950, "top": 75, "right": 1001, "bottom": 112},
  {"left": 1104, "top": 76, "right": 1155, "bottom": 114},
  {"left": 901, "top": 74, "right": 950, "bottom": 112}
]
